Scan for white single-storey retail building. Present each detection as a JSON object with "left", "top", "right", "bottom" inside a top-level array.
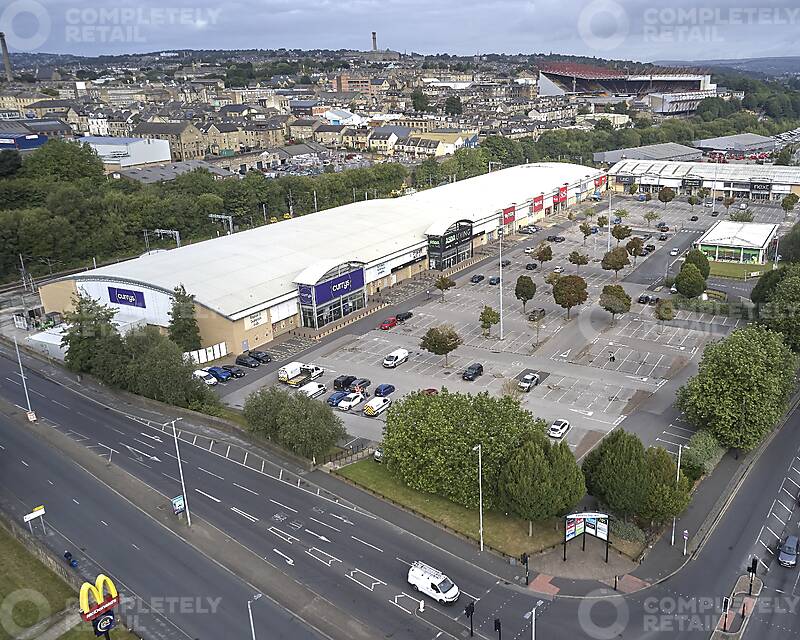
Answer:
[
  {"left": 692, "top": 220, "right": 779, "bottom": 264},
  {"left": 40, "top": 163, "right": 607, "bottom": 352}
]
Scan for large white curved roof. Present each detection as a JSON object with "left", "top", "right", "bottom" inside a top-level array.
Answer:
[{"left": 68, "top": 162, "right": 602, "bottom": 319}]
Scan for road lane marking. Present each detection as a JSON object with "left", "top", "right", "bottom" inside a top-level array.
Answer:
[
  {"left": 111, "top": 427, "right": 126, "bottom": 435},
  {"left": 100, "top": 520, "right": 108, "bottom": 526},
  {"left": 328, "top": 512, "right": 354, "bottom": 525},
  {"left": 233, "top": 482, "right": 258, "bottom": 495},
  {"left": 30, "top": 389, "right": 45, "bottom": 397},
  {"left": 162, "top": 472, "right": 180, "bottom": 483},
  {"left": 772, "top": 513, "right": 787, "bottom": 526},
  {"left": 0, "top": 444, "right": 4, "bottom": 450},
  {"left": 194, "top": 488, "right": 220, "bottom": 503},
  {"left": 273, "top": 549, "right": 294, "bottom": 565},
  {"left": 131, "top": 543, "right": 140, "bottom": 550},
  {"left": 269, "top": 499, "right": 297, "bottom": 513},
  {"left": 351, "top": 536, "right": 383, "bottom": 553},
  {"left": 395, "top": 556, "right": 411, "bottom": 566},
  {"left": 785, "top": 476, "right": 800, "bottom": 489},
  {"left": 20, "top": 459, "right": 29, "bottom": 467},
  {"left": 5, "top": 377, "right": 20, "bottom": 385},
  {"left": 52, "top": 400, "right": 70, "bottom": 408},
  {"left": 72, "top": 499, "right": 80, "bottom": 505},
  {"left": 231, "top": 507, "right": 259, "bottom": 523},
  {"left": 305, "top": 547, "right": 341, "bottom": 567},
  {"left": 776, "top": 500, "right": 792, "bottom": 513},
  {"left": 346, "top": 568, "right": 386, "bottom": 591},
  {"left": 132, "top": 438, "right": 156, "bottom": 449},
  {"left": 138, "top": 432, "right": 163, "bottom": 442},
  {"left": 304, "top": 529, "right": 331, "bottom": 543},
  {"left": 267, "top": 527, "right": 299, "bottom": 544},
  {"left": 309, "top": 517, "right": 340, "bottom": 532},
  {"left": 197, "top": 467, "right": 224, "bottom": 480}
]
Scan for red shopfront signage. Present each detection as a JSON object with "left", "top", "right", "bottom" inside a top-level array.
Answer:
[
  {"left": 502, "top": 206, "right": 516, "bottom": 225},
  {"left": 533, "top": 195, "right": 544, "bottom": 212},
  {"left": 594, "top": 175, "right": 607, "bottom": 188},
  {"left": 558, "top": 185, "right": 568, "bottom": 203}
]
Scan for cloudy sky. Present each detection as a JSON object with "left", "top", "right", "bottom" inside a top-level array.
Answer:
[{"left": 2, "top": 0, "right": 799, "bottom": 61}]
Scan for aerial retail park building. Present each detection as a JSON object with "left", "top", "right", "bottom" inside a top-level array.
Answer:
[{"left": 40, "top": 163, "right": 607, "bottom": 352}]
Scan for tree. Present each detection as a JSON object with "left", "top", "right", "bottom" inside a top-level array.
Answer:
[
  {"left": 764, "top": 271, "right": 800, "bottom": 351},
  {"left": 514, "top": 275, "right": 536, "bottom": 312},
  {"left": 434, "top": 275, "right": 456, "bottom": 302},
  {"left": 383, "top": 390, "right": 546, "bottom": 509},
  {"left": 601, "top": 247, "right": 630, "bottom": 280},
  {"left": 751, "top": 267, "right": 787, "bottom": 304},
  {"left": 167, "top": 285, "right": 202, "bottom": 351},
  {"left": 611, "top": 224, "right": 632, "bottom": 246},
  {"left": 579, "top": 222, "right": 592, "bottom": 245},
  {"left": 729, "top": 209, "right": 754, "bottom": 222},
  {"left": 658, "top": 187, "right": 676, "bottom": 208},
  {"left": 614, "top": 208, "right": 629, "bottom": 221},
  {"left": 277, "top": 394, "right": 346, "bottom": 460},
  {"left": 499, "top": 437, "right": 557, "bottom": 531},
  {"left": 683, "top": 249, "right": 710, "bottom": 280},
  {"left": 654, "top": 298, "right": 675, "bottom": 332},
  {"left": 567, "top": 250, "right": 588, "bottom": 273},
  {"left": 677, "top": 325, "right": 797, "bottom": 450},
  {"left": 687, "top": 195, "right": 700, "bottom": 211},
  {"left": 639, "top": 447, "right": 691, "bottom": 525},
  {"left": 782, "top": 195, "right": 797, "bottom": 216},
  {"left": 597, "top": 214, "right": 608, "bottom": 228},
  {"left": 420, "top": 325, "right": 462, "bottom": 366},
  {"left": 644, "top": 211, "right": 659, "bottom": 227},
  {"left": 544, "top": 271, "right": 562, "bottom": 288},
  {"left": 534, "top": 242, "right": 553, "bottom": 268},
  {"left": 675, "top": 262, "right": 706, "bottom": 298},
  {"left": 628, "top": 184, "right": 639, "bottom": 195},
  {"left": 552, "top": 275, "right": 588, "bottom": 320},
  {"left": 20, "top": 139, "right": 104, "bottom": 183},
  {"left": 244, "top": 386, "right": 294, "bottom": 440},
  {"left": 547, "top": 440, "right": 586, "bottom": 516},
  {"left": 444, "top": 95, "right": 463, "bottom": 115},
  {"left": 582, "top": 430, "right": 648, "bottom": 519},
  {"left": 723, "top": 196, "right": 736, "bottom": 212},
  {"left": 411, "top": 89, "right": 429, "bottom": 112},
  {"left": 626, "top": 237, "right": 644, "bottom": 265},
  {"left": 0, "top": 149, "right": 21, "bottom": 177},
  {"left": 61, "top": 292, "right": 119, "bottom": 374},
  {"left": 599, "top": 284, "right": 631, "bottom": 323},
  {"left": 479, "top": 305, "right": 501, "bottom": 337}
]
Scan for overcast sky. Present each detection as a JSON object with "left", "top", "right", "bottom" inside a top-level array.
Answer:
[{"left": 2, "top": 0, "right": 799, "bottom": 61}]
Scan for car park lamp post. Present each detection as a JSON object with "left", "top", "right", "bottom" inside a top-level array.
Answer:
[
  {"left": 473, "top": 444, "right": 484, "bottom": 552},
  {"left": 670, "top": 443, "right": 689, "bottom": 547},
  {"left": 606, "top": 189, "right": 612, "bottom": 254},
  {"left": 248, "top": 593, "right": 262, "bottom": 640},
  {"left": 499, "top": 227, "right": 504, "bottom": 340},
  {"left": 13, "top": 336, "right": 32, "bottom": 414},
  {"left": 166, "top": 417, "right": 191, "bottom": 527}
]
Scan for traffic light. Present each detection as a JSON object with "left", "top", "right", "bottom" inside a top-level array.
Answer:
[
  {"left": 520, "top": 552, "right": 529, "bottom": 566},
  {"left": 749, "top": 557, "right": 758, "bottom": 575},
  {"left": 465, "top": 602, "right": 474, "bottom": 618},
  {"left": 494, "top": 618, "right": 502, "bottom": 631}
]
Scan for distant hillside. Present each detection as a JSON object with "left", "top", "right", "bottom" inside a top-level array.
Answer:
[{"left": 655, "top": 57, "right": 800, "bottom": 77}]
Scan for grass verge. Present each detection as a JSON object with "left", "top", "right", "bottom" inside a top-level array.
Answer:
[
  {"left": 708, "top": 261, "right": 772, "bottom": 280},
  {"left": 58, "top": 625, "right": 140, "bottom": 640}
]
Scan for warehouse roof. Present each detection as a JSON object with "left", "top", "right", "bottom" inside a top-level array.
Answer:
[
  {"left": 695, "top": 221, "right": 778, "bottom": 250},
  {"left": 67, "top": 162, "right": 603, "bottom": 320},
  {"left": 691, "top": 133, "right": 776, "bottom": 152},
  {"left": 608, "top": 159, "right": 800, "bottom": 184},
  {"left": 593, "top": 142, "right": 701, "bottom": 164}
]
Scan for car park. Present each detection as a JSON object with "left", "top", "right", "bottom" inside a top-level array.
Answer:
[
  {"left": 778, "top": 535, "right": 799, "bottom": 568},
  {"left": 221, "top": 365, "right": 246, "bottom": 378},
  {"left": 338, "top": 392, "right": 367, "bottom": 411},
  {"left": 248, "top": 350, "right": 272, "bottom": 364},
  {"left": 396, "top": 311, "right": 413, "bottom": 322},
  {"left": 363, "top": 396, "right": 391, "bottom": 417},
  {"left": 518, "top": 372, "right": 540, "bottom": 392},
  {"left": 235, "top": 354, "right": 261, "bottom": 368},
  {"left": 380, "top": 317, "right": 398, "bottom": 330},
  {"left": 205, "top": 366, "right": 232, "bottom": 383},
  {"left": 383, "top": 348, "right": 409, "bottom": 368},
  {"left": 525, "top": 263, "right": 537, "bottom": 270},
  {"left": 488, "top": 276, "right": 501, "bottom": 285},
  {"left": 334, "top": 374, "right": 357, "bottom": 390},
  {"left": 375, "top": 383, "right": 395, "bottom": 397},
  {"left": 348, "top": 377, "right": 371, "bottom": 392},
  {"left": 528, "top": 308, "right": 546, "bottom": 321},
  {"left": 327, "top": 390, "right": 349, "bottom": 406},
  {"left": 470, "top": 274, "right": 485, "bottom": 284},
  {"left": 193, "top": 370, "right": 218, "bottom": 386},
  {"left": 670, "top": 248, "right": 680, "bottom": 256},
  {"left": 407, "top": 561, "right": 460, "bottom": 604},
  {"left": 638, "top": 294, "right": 651, "bottom": 304},
  {"left": 299, "top": 381, "right": 327, "bottom": 399},
  {"left": 462, "top": 363, "right": 483, "bottom": 381},
  {"left": 548, "top": 419, "right": 571, "bottom": 439}
]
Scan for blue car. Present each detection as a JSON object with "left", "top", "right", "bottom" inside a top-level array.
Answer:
[
  {"left": 590, "top": 226, "right": 599, "bottom": 234},
  {"left": 205, "top": 366, "right": 232, "bottom": 383},
  {"left": 375, "top": 384, "right": 395, "bottom": 397},
  {"left": 327, "top": 391, "right": 349, "bottom": 406}
]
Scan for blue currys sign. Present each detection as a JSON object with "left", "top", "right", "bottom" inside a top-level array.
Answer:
[
  {"left": 313, "top": 269, "right": 364, "bottom": 306},
  {"left": 108, "top": 286, "right": 146, "bottom": 308},
  {"left": 298, "top": 285, "right": 313, "bottom": 306}
]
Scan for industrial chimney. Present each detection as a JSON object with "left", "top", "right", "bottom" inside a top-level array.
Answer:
[
  {"left": 0, "top": 33, "right": 12, "bottom": 83},
  {"left": 371, "top": 31, "right": 377, "bottom": 51}
]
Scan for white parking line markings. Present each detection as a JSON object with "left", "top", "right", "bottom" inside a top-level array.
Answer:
[{"left": 347, "top": 568, "right": 387, "bottom": 591}]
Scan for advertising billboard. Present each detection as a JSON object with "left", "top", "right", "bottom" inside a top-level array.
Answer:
[
  {"left": 502, "top": 206, "right": 516, "bottom": 225},
  {"left": 298, "top": 285, "right": 313, "bottom": 306},
  {"left": 108, "top": 286, "right": 145, "bottom": 308},
  {"left": 751, "top": 181, "right": 772, "bottom": 193},
  {"left": 533, "top": 195, "right": 544, "bottom": 212},
  {"left": 313, "top": 268, "right": 365, "bottom": 306},
  {"left": 559, "top": 185, "right": 568, "bottom": 203}
]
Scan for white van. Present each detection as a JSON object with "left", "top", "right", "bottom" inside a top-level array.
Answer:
[
  {"left": 383, "top": 348, "right": 409, "bottom": 368},
  {"left": 298, "top": 381, "right": 327, "bottom": 399},
  {"left": 407, "top": 561, "right": 459, "bottom": 604}
]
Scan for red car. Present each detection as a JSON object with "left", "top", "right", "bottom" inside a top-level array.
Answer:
[{"left": 380, "top": 317, "right": 397, "bottom": 330}]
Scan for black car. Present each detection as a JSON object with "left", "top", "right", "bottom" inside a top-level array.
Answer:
[
  {"left": 396, "top": 311, "right": 413, "bottom": 322},
  {"left": 648, "top": 297, "right": 660, "bottom": 306},
  {"left": 348, "top": 377, "right": 371, "bottom": 392},
  {"left": 528, "top": 308, "right": 546, "bottom": 321},
  {"left": 546, "top": 235, "right": 558, "bottom": 242},
  {"left": 637, "top": 294, "right": 651, "bottom": 304},
  {"left": 656, "top": 221, "right": 667, "bottom": 229},
  {"left": 470, "top": 274, "right": 485, "bottom": 284},
  {"left": 334, "top": 375, "right": 357, "bottom": 391},
  {"left": 711, "top": 211, "right": 719, "bottom": 217},
  {"left": 525, "top": 263, "right": 537, "bottom": 270},
  {"left": 500, "top": 259, "right": 511, "bottom": 267},
  {"left": 248, "top": 350, "right": 272, "bottom": 364},
  {"left": 462, "top": 363, "right": 484, "bottom": 381},
  {"left": 689, "top": 215, "right": 699, "bottom": 222},
  {"left": 235, "top": 354, "right": 261, "bottom": 368},
  {"left": 645, "top": 244, "right": 656, "bottom": 252},
  {"left": 221, "top": 365, "right": 246, "bottom": 378},
  {"left": 553, "top": 236, "right": 566, "bottom": 243},
  {"left": 488, "top": 276, "right": 501, "bottom": 285},
  {"left": 658, "top": 233, "right": 668, "bottom": 241}
]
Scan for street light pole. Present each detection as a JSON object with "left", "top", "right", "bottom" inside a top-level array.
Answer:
[
  {"left": 607, "top": 189, "right": 612, "bottom": 254},
  {"left": 167, "top": 418, "right": 191, "bottom": 527},
  {"left": 473, "top": 444, "right": 484, "bottom": 552},
  {"left": 499, "top": 227, "right": 504, "bottom": 340},
  {"left": 13, "top": 336, "right": 31, "bottom": 413},
  {"left": 531, "top": 605, "right": 537, "bottom": 640},
  {"left": 671, "top": 443, "right": 686, "bottom": 546},
  {"left": 247, "top": 593, "right": 262, "bottom": 640}
]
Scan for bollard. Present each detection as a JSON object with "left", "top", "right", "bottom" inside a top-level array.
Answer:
[
  {"left": 419, "top": 599, "right": 424, "bottom": 613},
  {"left": 742, "top": 600, "right": 746, "bottom": 619},
  {"left": 614, "top": 575, "right": 618, "bottom": 591}
]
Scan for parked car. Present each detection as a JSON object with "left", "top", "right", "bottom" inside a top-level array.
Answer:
[
  {"left": 711, "top": 210, "right": 719, "bottom": 217},
  {"left": 383, "top": 348, "right": 409, "bottom": 368},
  {"left": 656, "top": 222, "right": 667, "bottom": 229},
  {"left": 612, "top": 216, "right": 622, "bottom": 225},
  {"left": 553, "top": 236, "right": 566, "bottom": 243},
  {"left": 488, "top": 276, "right": 501, "bottom": 285},
  {"left": 193, "top": 370, "right": 217, "bottom": 386},
  {"left": 703, "top": 199, "right": 714, "bottom": 208},
  {"left": 470, "top": 274, "right": 485, "bottom": 284},
  {"left": 518, "top": 372, "right": 540, "bottom": 392},
  {"left": 670, "top": 284, "right": 678, "bottom": 294},
  {"left": 637, "top": 194, "right": 647, "bottom": 201},
  {"left": 778, "top": 535, "right": 799, "bottom": 568},
  {"left": 645, "top": 244, "right": 656, "bottom": 252},
  {"left": 363, "top": 396, "right": 391, "bottom": 417},
  {"left": 380, "top": 317, "right": 398, "bottom": 330},
  {"left": 524, "top": 246, "right": 537, "bottom": 255},
  {"left": 648, "top": 297, "right": 660, "bottom": 306},
  {"left": 670, "top": 248, "right": 680, "bottom": 256},
  {"left": 334, "top": 374, "right": 357, "bottom": 391},
  {"left": 591, "top": 226, "right": 599, "bottom": 234},
  {"left": 639, "top": 248, "right": 650, "bottom": 257},
  {"left": 205, "top": 366, "right": 232, "bottom": 383},
  {"left": 298, "top": 381, "right": 327, "bottom": 399},
  {"left": 247, "top": 350, "right": 272, "bottom": 364},
  {"left": 338, "top": 392, "right": 367, "bottom": 411},
  {"left": 689, "top": 215, "right": 699, "bottom": 222},
  {"left": 235, "top": 354, "right": 261, "bottom": 368},
  {"left": 348, "top": 378, "right": 371, "bottom": 392},
  {"left": 638, "top": 294, "right": 652, "bottom": 304},
  {"left": 396, "top": 311, "right": 413, "bottom": 322},
  {"left": 553, "top": 265, "right": 564, "bottom": 274},
  {"left": 546, "top": 235, "right": 558, "bottom": 242},
  {"left": 525, "top": 263, "right": 537, "bottom": 270},
  {"left": 548, "top": 419, "right": 571, "bottom": 439},
  {"left": 658, "top": 233, "right": 668, "bottom": 241},
  {"left": 739, "top": 202, "right": 748, "bottom": 210},
  {"left": 659, "top": 225, "right": 670, "bottom": 232},
  {"left": 528, "top": 308, "right": 546, "bottom": 321},
  {"left": 500, "top": 259, "right": 511, "bottom": 267},
  {"left": 375, "top": 383, "right": 396, "bottom": 397},
  {"left": 327, "top": 390, "right": 349, "bottom": 407},
  {"left": 373, "top": 448, "right": 384, "bottom": 463},
  {"left": 462, "top": 363, "right": 484, "bottom": 381},
  {"left": 221, "top": 365, "right": 246, "bottom": 378}
]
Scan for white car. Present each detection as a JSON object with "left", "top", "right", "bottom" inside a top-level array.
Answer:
[
  {"left": 363, "top": 396, "right": 391, "bottom": 416},
  {"left": 518, "top": 372, "right": 540, "bottom": 392},
  {"left": 193, "top": 370, "right": 217, "bottom": 386},
  {"left": 298, "top": 381, "right": 327, "bottom": 399},
  {"left": 669, "top": 248, "right": 680, "bottom": 256},
  {"left": 553, "top": 265, "right": 564, "bottom": 273},
  {"left": 338, "top": 392, "right": 366, "bottom": 411},
  {"left": 548, "top": 419, "right": 571, "bottom": 439},
  {"left": 524, "top": 246, "right": 536, "bottom": 255}
]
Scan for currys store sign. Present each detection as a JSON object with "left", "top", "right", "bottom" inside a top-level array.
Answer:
[
  {"left": 108, "top": 286, "right": 146, "bottom": 308},
  {"left": 313, "top": 269, "right": 364, "bottom": 306}
]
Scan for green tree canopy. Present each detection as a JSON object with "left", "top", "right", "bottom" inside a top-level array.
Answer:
[
  {"left": 579, "top": 222, "right": 592, "bottom": 244},
  {"left": 479, "top": 305, "right": 501, "bottom": 336},
  {"left": 684, "top": 249, "right": 711, "bottom": 279},
  {"left": 599, "top": 284, "right": 631, "bottom": 322},
  {"left": 434, "top": 275, "right": 456, "bottom": 301},
  {"left": 61, "top": 292, "right": 119, "bottom": 374},
  {"left": 751, "top": 266, "right": 788, "bottom": 304},
  {"left": 420, "top": 324, "right": 462, "bottom": 366},
  {"left": 675, "top": 262, "right": 706, "bottom": 298},
  {"left": 514, "top": 275, "right": 536, "bottom": 312},
  {"left": 568, "top": 251, "right": 589, "bottom": 273},
  {"left": 552, "top": 275, "right": 588, "bottom": 319},
  {"left": 626, "top": 237, "right": 644, "bottom": 265},
  {"left": 167, "top": 284, "right": 202, "bottom": 351},
  {"left": 764, "top": 270, "right": 800, "bottom": 351},
  {"left": 658, "top": 187, "right": 676, "bottom": 208},
  {"left": 534, "top": 242, "right": 553, "bottom": 267},
  {"left": 21, "top": 139, "right": 104, "bottom": 183},
  {"left": 582, "top": 430, "right": 648, "bottom": 519},
  {"left": 611, "top": 224, "right": 632, "bottom": 245},
  {"left": 601, "top": 247, "right": 630, "bottom": 280}
]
